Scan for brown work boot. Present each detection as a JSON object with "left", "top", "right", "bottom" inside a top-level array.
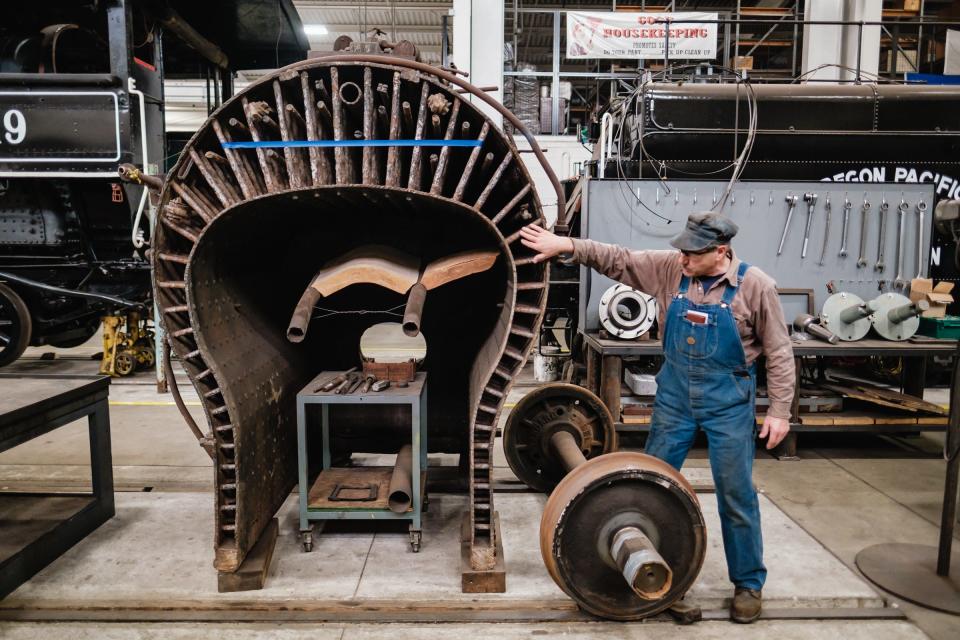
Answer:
[{"left": 730, "top": 587, "right": 762, "bottom": 623}]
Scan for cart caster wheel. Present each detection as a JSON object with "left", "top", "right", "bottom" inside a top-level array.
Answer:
[
  {"left": 409, "top": 530, "right": 422, "bottom": 552},
  {"left": 301, "top": 532, "right": 313, "bottom": 552}
]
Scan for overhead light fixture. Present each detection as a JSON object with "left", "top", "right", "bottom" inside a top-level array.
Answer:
[{"left": 303, "top": 24, "right": 328, "bottom": 36}]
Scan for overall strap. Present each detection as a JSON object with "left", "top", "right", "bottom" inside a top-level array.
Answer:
[
  {"left": 678, "top": 275, "right": 691, "bottom": 294},
  {"left": 720, "top": 262, "right": 750, "bottom": 306}
]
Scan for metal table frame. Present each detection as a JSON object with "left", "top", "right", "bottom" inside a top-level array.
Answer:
[
  {"left": 580, "top": 331, "right": 958, "bottom": 458},
  {"left": 0, "top": 375, "right": 114, "bottom": 600},
  {"left": 296, "top": 371, "right": 427, "bottom": 551}
]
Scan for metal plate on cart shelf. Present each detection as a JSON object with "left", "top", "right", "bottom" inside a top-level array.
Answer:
[{"left": 308, "top": 467, "right": 425, "bottom": 511}]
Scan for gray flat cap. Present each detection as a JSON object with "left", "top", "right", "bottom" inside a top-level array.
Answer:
[{"left": 669, "top": 212, "right": 738, "bottom": 252}]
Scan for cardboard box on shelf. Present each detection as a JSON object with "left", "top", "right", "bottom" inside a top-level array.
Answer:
[{"left": 910, "top": 278, "right": 955, "bottom": 318}]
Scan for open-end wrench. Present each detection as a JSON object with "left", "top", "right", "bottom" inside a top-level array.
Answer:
[
  {"left": 916, "top": 200, "right": 928, "bottom": 278},
  {"left": 819, "top": 194, "right": 832, "bottom": 265},
  {"left": 801, "top": 192, "right": 818, "bottom": 258},
  {"left": 857, "top": 198, "right": 871, "bottom": 268},
  {"left": 894, "top": 200, "right": 909, "bottom": 289},
  {"left": 839, "top": 196, "right": 851, "bottom": 258},
  {"left": 875, "top": 199, "right": 888, "bottom": 272},
  {"left": 778, "top": 194, "right": 798, "bottom": 256}
]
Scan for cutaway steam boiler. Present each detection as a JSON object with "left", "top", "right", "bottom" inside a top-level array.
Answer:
[{"left": 152, "top": 56, "right": 558, "bottom": 577}]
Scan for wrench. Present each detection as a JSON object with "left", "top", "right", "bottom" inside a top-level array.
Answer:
[
  {"left": 894, "top": 200, "right": 909, "bottom": 289},
  {"left": 778, "top": 194, "right": 798, "bottom": 256},
  {"left": 916, "top": 200, "right": 928, "bottom": 278},
  {"left": 875, "top": 199, "right": 888, "bottom": 272},
  {"left": 801, "top": 192, "right": 818, "bottom": 258},
  {"left": 819, "top": 195, "right": 832, "bottom": 265},
  {"left": 839, "top": 196, "right": 851, "bottom": 257},
  {"left": 857, "top": 198, "right": 871, "bottom": 268}
]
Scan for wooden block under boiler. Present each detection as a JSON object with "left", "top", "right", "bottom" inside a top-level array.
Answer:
[
  {"left": 217, "top": 518, "right": 279, "bottom": 593},
  {"left": 460, "top": 512, "right": 507, "bottom": 593}
]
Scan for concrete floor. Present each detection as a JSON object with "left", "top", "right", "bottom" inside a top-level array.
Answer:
[{"left": 1, "top": 346, "right": 959, "bottom": 639}]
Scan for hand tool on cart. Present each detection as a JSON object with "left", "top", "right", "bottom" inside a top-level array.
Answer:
[
  {"left": 344, "top": 373, "right": 364, "bottom": 394},
  {"left": 316, "top": 367, "right": 358, "bottom": 392},
  {"left": 793, "top": 314, "right": 839, "bottom": 344},
  {"left": 857, "top": 197, "right": 871, "bottom": 268},
  {"left": 359, "top": 374, "right": 376, "bottom": 394},
  {"left": 875, "top": 199, "right": 888, "bottom": 272},
  {"left": 894, "top": 199, "right": 909, "bottom": 290},
  {"left": 839, "top": 195, "right": 851, "bottom": 258},
  {"left": 333, "top": 376, "right": 353, "bottom": 394},
  {"left": 372, "top": 379, "right": 391, "bottom": 392},
  {"left": 777, "top": 194, "right": 798, "bottom": 256},
  {"left": 916, "top": 200, "right": 928, "bottom": 278},
  {"left": 819, "top": 194, "right": 832, "bottom": 265},
  {"left": 801, "top": 192, "right": 818, "bottom": 259}
]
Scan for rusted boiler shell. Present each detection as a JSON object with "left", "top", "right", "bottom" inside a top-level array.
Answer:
[{"left": 152, "top": 56, "right": 555, "bottom": 572}]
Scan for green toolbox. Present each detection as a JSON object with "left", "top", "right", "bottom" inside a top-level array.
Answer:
[{"left": 917, "top": 315, "right": 960, "bottom": 339}]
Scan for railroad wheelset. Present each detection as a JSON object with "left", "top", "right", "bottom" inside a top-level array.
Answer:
[{"left": 503, "top": 383, "right": 707, "bottom": 620}]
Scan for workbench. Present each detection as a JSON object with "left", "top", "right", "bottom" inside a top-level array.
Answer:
[
  {"left": 0, "top": 375, "right": 114, "bottom": 599},
  {"left": 581, "top": 332, "right": 955, "bottom": 459},
  {"left": 296, "top": 371, "right": 428, "bottom": 552}
]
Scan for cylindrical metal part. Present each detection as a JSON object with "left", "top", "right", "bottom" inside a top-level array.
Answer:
[
  {"left": 360, "top": 374, "right": 375, "bottom": 394},
  {"left": 402, "top": 282, "right": 427, "bottom": 337},
  {"left": 839, "top": 302, "right": 875, "bottom": 324},
  {"left": 388, "top": 444, "right": 413, "bottom": 513},
  {"left": 610, "top": 526, "right": 674, "bottom": 600},
  {"left": 793, "top": 314, "right": 839, "bottom": 344},
  {"left": 805, "top": 322, "right": 839, "bottom": 344},
  {"left": 286, "top": 287, "right": 322, "bottom": 342},
  {"left": 339, "top": 81, "right": 362, "bottom": 106},
  {"left": 888, "top": 299, "right": 929, "bottom": 325},
  {"left": 549, "top": 430, "right": 588, "bottom": 473}
]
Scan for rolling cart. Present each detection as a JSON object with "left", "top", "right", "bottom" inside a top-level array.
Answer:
[{"left": 296, "top": 371, "right": 428, "bottom": 552}]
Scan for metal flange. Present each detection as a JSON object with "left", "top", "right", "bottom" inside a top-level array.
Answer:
[
  {"left": 598, "top": 284, "right": 657, "bottom": 340},
  {"left": 870, "top": 292, "right": 925, "bottom": 341},
  {"left": 820, "top": 292, "right": 874, "bottom": 341},
  {"left": 540, "top": 452, "right": 707, "bottom": 621},
  {"left": 503, "top": 383, "right": 616, "bottom": 493}
]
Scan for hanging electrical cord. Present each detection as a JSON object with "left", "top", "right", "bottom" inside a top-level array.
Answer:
[
  {"left": 633, "top": 64, "right": 758, "bottom": 213},
  {"left": 604, "top": 63, "right": 759, "bottom": 227},
  {"left": 792, "top": 63, "right": 904, "bottom": 85}
]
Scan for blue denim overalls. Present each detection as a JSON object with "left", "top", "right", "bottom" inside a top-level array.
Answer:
[{"left": 645, "top": 261, "right": 766, "bottom": 591}]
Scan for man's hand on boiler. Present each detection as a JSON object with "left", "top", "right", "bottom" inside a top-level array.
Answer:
[{"left": 520, "top": 224, "right": 575, "bottom": 263}]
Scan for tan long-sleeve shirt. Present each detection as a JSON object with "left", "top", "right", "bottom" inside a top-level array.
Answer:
[{"left": 572, "top": 239, "right": 796, "bottom": 420}]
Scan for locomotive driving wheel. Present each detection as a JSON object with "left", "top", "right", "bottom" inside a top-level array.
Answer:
[{"left": 0, "top": 282, "right": 31, "bottom": 367}]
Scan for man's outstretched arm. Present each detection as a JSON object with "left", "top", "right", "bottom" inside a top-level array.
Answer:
[{"left": 520, "top": 224, "right": 673, "bottom": 294}]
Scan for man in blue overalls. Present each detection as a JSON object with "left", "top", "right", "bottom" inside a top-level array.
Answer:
[{"left": 520, "top": 213, "right": 795, "bottom": 623}]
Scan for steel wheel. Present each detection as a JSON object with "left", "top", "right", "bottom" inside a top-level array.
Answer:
[
  {"left": 114, "top": 350, "right": 136, "bottom": 376},
  {"left": 503, "top": 383, "right": 616, "bottom": 493},
  {"left": 540, "top": 452, "right": 706, "bottom": 620},
  {"left": 0, "top": 282, "right": 31, "bottom": 367}
]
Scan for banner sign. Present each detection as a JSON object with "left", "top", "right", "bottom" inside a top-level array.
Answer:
[{"left": 566, "top": 11, "right": 718, "bottom": 60}]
